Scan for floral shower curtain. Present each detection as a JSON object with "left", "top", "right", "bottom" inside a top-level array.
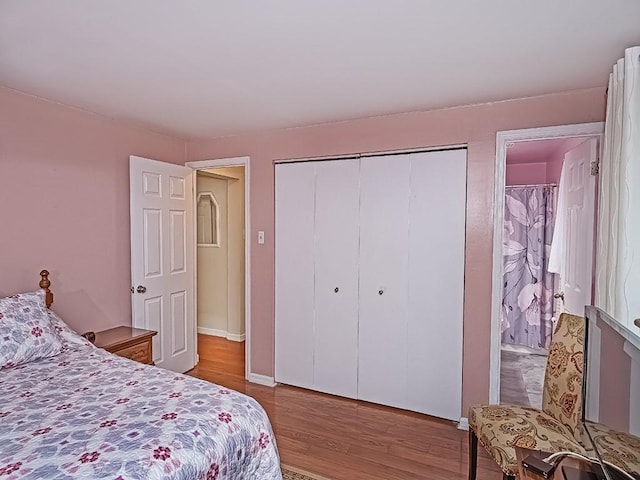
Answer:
[{"left": 501, "top": 185, "right": 557, "bottom": 349}]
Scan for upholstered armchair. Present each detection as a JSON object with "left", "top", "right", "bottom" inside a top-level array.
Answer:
[{"left": 468, "top": 313, "right": 587, "bottom": 480}]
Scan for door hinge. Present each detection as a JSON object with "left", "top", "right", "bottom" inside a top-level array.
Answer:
[{"left": 591, "top": 161, "right": 599, "bottom": 176}]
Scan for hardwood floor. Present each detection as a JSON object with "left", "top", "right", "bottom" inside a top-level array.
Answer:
[{"left": 187, "top": 335, "right": 503, "bottom": 480}]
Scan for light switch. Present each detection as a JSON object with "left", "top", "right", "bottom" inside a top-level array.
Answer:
[{"left": 258, "top": 231, "right": 265, "bottom": 244}]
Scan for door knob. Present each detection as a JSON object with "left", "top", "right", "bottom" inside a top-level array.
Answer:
[
  {"left": 553, "top": 291, "right": 565, "bottom": 302},
  {"left": 634, "top": 318, "right": 640, "bottom": 329},
  {"left": 334, "top": 287, "right": 339, "bottom": 293},
  {"left": 378, "top": 290, "right": 384, "bottom": 295},
  {"left": 136, "top": 285, "right": 147, "bottom": 294}
]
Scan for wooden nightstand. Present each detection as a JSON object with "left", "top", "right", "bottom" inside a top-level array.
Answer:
[{"left": 94, "top": 326, "right": 157, "bottom": 365}]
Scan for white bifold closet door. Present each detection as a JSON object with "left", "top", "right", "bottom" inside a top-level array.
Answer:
[
  {"left": 274, "top": 159, "right": 360, "bottom": 398},
  {"left": 358, "top": 150, "right": 465, "bottom": 420},
  {"left": 313, "top": 160, "right": 360, "bottom": 398},
  {"left": 406, "top": 150, "right": 465, "bottom": 420},
  {"left": 275, "top": 149, "right": 466, "bottom": 421},
  {"left": 274, "top": 162, "right": 316, "bottom": 389},
  {"left": 358, "top": 155, "right": 411, "bottom": 409}
]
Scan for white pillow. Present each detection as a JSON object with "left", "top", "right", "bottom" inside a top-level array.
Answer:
[
  {"left": 46, "top": 309, "right": 94, "bottom": 348},
  {"left": 0, "top": 290, "right": 64, "bottom": 369}
]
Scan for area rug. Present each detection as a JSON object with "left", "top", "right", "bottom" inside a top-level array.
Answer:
[{"left": 281, "top": 464, "right": 333, "bottom": 480}]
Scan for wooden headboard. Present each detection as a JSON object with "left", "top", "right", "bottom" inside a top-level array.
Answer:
[{"left": 39, "top": 269, "right": 53, "bottom": 308}]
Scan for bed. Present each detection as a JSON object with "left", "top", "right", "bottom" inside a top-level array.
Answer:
[{"left": 0, "top": 271, "right": 282, "bottom": 479}]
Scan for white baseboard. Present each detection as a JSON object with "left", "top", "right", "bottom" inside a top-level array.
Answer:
[
  {"left": 226, "top": 332, "right": 246, "bottom": 342},
  {"left": 458, "top": 417, "right": 469, "bottom": 431},
  {"left": 198, "top": 327, "right": 245, "bottom": 342},
  {"left": 197, "top": 327, "right": 227, "bottom": 337},
  {"left": 247, "top": 373, "right": 276, "bottom": 387}
]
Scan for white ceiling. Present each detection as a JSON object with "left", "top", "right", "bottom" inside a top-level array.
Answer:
[{"left": 1, "top": 1, "right": 639, "bottom": 140}]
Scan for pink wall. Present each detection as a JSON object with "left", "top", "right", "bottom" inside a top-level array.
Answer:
[
  {"left": 505, "top": 162, "right": 547, "bottom": 185},
  {"left": 187, "top": 87, "right": 606, "bottom": 414},
  {"left": 545, "top": 151, "right": 564, "bottom": 184},
  {"left": 0, "top": 87, "right": 185, "bottom": 333},
  {"left": 0, "top": 84, "right": 606, "bottom": 417}
]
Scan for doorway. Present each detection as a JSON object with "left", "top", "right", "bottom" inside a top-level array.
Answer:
[
  {"left": 489, "top": 123, "right": 604, "bottom": 405},
  {"left": 196, "top": 167, "right": 245, "bottom": 341},
  {"left": 186, "top": 157, "right": 252, "bottom": 380}
]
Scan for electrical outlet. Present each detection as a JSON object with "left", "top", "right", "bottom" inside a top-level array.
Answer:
[{"left": 258, "top": 231, "right": 265, "bottom": 244}]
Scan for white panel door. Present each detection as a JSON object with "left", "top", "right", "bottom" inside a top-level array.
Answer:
[
  {"left": 313, "top": 159, "right": 360, "bottom": 398},
  {"left": 560, "top": 139, "right": 596, "bottom": 315},
  {"left": 406, "top": 150, "right": 466, "bottom": 420},
  {"left": 275, "top": 162, "right": 316, "bottom": 389},
  {"left": 358, "top": 155, "right": 411, "bottom": 410},
  {"left": 130, "top": 155, "right": 195, "bottom": 372}
]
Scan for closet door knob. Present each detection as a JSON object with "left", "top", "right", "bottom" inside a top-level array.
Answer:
[
  {"left": 378, "top": 290, "right": 384, "bottom": 295},
  {"left": 136, "top": 285, "right": 147, "bottom": 294},
  {"left": 334, "top": 287, "right": 339, "bottom": 293}
]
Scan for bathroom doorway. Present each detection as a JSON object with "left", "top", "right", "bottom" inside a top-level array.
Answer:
[{"left": 490, "top": 123, "right": 603, "bottom": 406}]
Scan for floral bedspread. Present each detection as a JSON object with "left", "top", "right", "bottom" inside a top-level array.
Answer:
[{"left": 0, "top": 344, "right": 281, "bottom": 479}]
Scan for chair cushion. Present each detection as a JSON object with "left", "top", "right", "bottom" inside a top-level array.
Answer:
[
  {"left": 470, "top": 404, "right": 586, "bottom": 475},
  {"left": 584, "top": 421, "right": 640, "bottom": 477}
]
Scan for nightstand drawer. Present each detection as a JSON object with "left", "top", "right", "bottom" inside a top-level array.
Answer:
[
  {"left": 94, "top": 326, "right": 157, "bottom": 366},
  {"left": 113, "top": 341, "right": 152, "bottom": 364}
]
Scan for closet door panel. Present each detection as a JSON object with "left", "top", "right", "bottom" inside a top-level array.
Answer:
[
  {"left": 314, "top": 159, "right": 360, "bottom": 398},
  {"left": 275, "top": 162, "right": 316, "bottom": 389},
  {"left": 407, "top": 150, "right": 466, "bottom": 420},
  {"left": 358, "top": 155, "right": 410, "bottom": 410}
]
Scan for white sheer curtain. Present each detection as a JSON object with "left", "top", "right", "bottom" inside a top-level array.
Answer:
[{"left": 595, "top": 46, "right": 640, "bottom": 329}]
